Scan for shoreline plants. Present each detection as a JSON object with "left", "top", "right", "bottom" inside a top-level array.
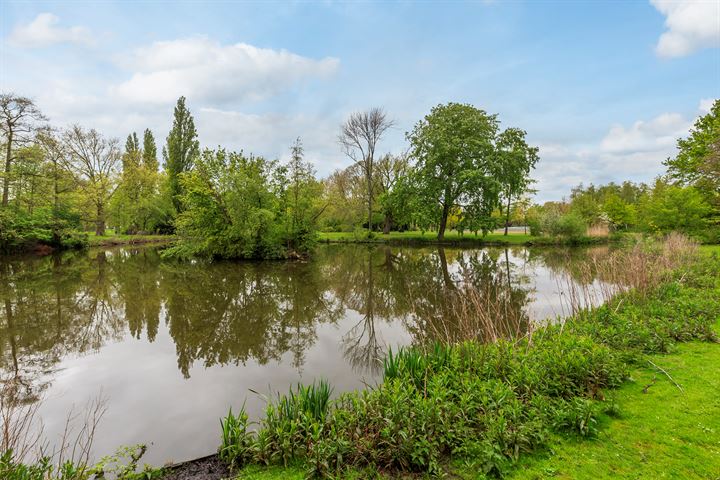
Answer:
[{"left": 216, "top": 235, "right": 719, "bottom": 477}]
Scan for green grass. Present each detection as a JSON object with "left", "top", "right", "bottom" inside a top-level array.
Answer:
[
  {"left": 700, "top": 244, "right": 720, "bottom": 255},
  {"left": 501, "top": 325, "right": 720, "bottom": 480},
  {"left": 319, "top": 230, "right": 539, "bottom": 245},
  {"left": 84, "top": 231, "right": 175, "bottom": 247}
]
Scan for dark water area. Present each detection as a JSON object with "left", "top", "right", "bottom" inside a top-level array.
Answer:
[{"left": 0, "top": 243, "right": 612, "bottom": 465}]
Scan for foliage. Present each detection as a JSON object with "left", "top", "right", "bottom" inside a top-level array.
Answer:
[
  {"left": 495, "top": 128, "right": 539, "bottom": 234},
  {"left": 164, "top": 146, "right": 322, "bottom": 260},
  {"left": 637, "top": 180, "right": 711, "bottom": 236},
  {"left": 163, "top": 96, "right": 199, "bottom": 213},
  {"left": 0, "top": 445, "right": 163, "bottom": 480},
  {"left": 665, "top": 98, "right": 720, "bottom": 213},
  {"left": 406, "top": 102, "right": 501, "bottom": 240},
  {"left": 219, "top": 243, "right": 719, "bottom": 478}
]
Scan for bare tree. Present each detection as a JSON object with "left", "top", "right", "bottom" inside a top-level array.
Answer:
[
  {"left": 0, "top": 93, "right": 47, "bottom": 206},
  {"left": 339, "top": 108, "right": 394, "bottom": 233},
  {"left": 62, "top": 125, "right": 121, "bottom": 235}
]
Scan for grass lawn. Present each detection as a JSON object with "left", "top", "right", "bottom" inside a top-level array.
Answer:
[
  {"left": 700, "top": 244, "right": 720, "bottom": 255},
  {"left": 84, "top": 231, "right": 175, "bottom": 246},
  {"left": 318, "top": 230, "right": 538, "bottom": 245},
  {"left": 499, "top": 334, "right": 720, "bottom": 480}
]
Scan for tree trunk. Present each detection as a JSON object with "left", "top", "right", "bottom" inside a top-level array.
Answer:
[
  {"left": 367, "top": 177, "right": 373, "bottom": 233},
  {"left": 504, "top": 196, "right": 511, "bottom": 236},
  {"left": 95, "top": 202, "right": 106, "bottom": 236},
  {"left": 2, "top": 129, "right": 13, "bottom": 207},
  {"left": 382, "top": 213, "right": 391, "bottom": 234},
  {"left": 438, "top": 202, "right": 450, "bottom": 241}
]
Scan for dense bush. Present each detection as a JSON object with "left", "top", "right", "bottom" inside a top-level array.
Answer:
[
  {"left": 217, "top": 253, "right": 719, "bottom": 477},
  {"left": 163, "top": 148, "right": 323, "bottom": 260},
  {"left": 0, "top": 208, "right": 86, "bottom": 253}
]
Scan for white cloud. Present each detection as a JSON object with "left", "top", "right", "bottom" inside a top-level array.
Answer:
[
  {"left": 532, "top": 103, "right": 713, "bottom": 201},
  {"left": 196, "top": 108, "right": 346, "bottom": 173},
  {"left": 7, "top": 13, "right": 93, "bottom": 48},
  {"left": 651, "top": 0, "right": 720, "bottom": 58},
  {"left": 699, "top": 97, "right": 717, "bottom": 113},
  {"left": 111, "top": 36, "right": 339, "bottom": 104},
  {"left": 600, "top": 112, "right": 690, "bottom": 153}
]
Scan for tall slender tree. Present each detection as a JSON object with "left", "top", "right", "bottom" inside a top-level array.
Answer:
[
  {"left": 339, "top": 108, "right": 394, "bottom": 232},
  {"left": 164, "top": 97, "right": 199, "bottom": 212},
  {"left": 0, "top": 93, "right": 47, "bottom": 206},
  {"left": 142, "top": 128, "right": 158, "bottom": 172}
]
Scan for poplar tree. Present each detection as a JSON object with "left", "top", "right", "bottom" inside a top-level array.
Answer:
[{"left": 164, "top": 96, "right": 199, "bottom": 212}]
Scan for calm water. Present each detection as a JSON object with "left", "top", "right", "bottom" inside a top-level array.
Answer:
[{"left": 0, "top": 244, "right": 611, "bottom": 465}]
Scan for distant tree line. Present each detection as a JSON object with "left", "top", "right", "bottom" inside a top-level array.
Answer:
[{"left": 1, "top": 92, "right": 717, "bottom": 256}]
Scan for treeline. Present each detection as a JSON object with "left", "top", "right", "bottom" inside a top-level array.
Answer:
[
  {"left": 0, "top": 96, "right": 538, "bottom": 257},
  {"left": 1, "top": 92, "right": 717, "bottom": 256},
  {"left": 526, "top": 100, "right": 719, "bottom": 242}
]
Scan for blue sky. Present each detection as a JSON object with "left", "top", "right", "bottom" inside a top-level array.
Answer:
[{"left": 1, "top": 0, "right": 718, "bottom": 201}]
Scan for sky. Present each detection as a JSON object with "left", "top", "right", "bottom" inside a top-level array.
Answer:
[{"left": 1, "top": 0, "right": 718, "bottom": 202}]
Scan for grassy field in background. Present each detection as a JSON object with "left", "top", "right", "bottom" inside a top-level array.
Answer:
[
  {"left": 318, "top": 230, "right": 538, "bottom": 245},
  {"left": 85, "top": 231, "right": 175, "bottom": 247}
]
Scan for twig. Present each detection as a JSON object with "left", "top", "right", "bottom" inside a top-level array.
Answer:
[{"left": 647, "top": 360, "right": 684, "bottom": 394}]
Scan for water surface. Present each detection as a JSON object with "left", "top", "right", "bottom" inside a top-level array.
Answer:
[{"left": 0, "top": 244, "right": 611, "bottom": 464}]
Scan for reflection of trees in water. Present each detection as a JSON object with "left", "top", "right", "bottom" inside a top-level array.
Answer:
[
  {"left": 0, "top": 250, "right": 126, "bottom": 403},
  {"left": 0, "top": 244, "right": 608, "bottom": 400},
  {"left": 160, "top": 259, "right": 343, "bottom": 377}
]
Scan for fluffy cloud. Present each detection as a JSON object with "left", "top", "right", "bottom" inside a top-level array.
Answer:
[
  {"left": 651, "top": 0, "right": 720, "bottom": 57},
  {"left": 7, "top": 13, "right": 93, "bottom": 48},
  {"left": 196, "top": 108, "right": 347, "bottom": 173},
  {"left": 112, "top": 37, "right": 340, "bottom": 104},
  {"left": 533, "top": 101, "right": 713, "bottom": 201},
  {"left": 600, "top": 112, "right": 690, "bottom": 153}
]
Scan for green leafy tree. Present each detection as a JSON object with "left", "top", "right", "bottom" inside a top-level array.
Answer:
[
  {"left": 602, "top": 194, "right": 636, "bottom": 230},
  {"left": 406, "top": 102, "right": 500, "bottom": 240},
  {"left": 142, "top": 128, "right": 158, "bottom": 172},
  {"left": 638, "top": 179, "right": 711, "bottom": 234},
  {"left": 665, "top": 99, "right": 719, "bottom": 215},
  {"left": 496, "top": 127, "right": 538, "bottom": 235},
  {"left": 164, "top": 96, "right": 199, "bottom": 213}
]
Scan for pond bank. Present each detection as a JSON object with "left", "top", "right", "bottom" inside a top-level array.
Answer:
[
  {"left": 87, "top": 233, "right": 176, "bottom": 247},
  {"left": 215, "top": 243, "right": 719, "bottom": 479},
  {"left": 318, "top": 231, "right": 612, "bottom": 247}
]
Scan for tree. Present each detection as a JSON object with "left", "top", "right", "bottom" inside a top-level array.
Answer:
[
  {"left": 375, "top": 153, "right": 410, "bottom": 234},
  {"left": 0, "top": 93, "right": 47, "bottom": 206},
  {"left": 142, "top": 128, "right": 158, "bottom": 172},
  {"left": 164, "top": 96, "right": 199, "bottom": 212},
  {"left": 406, "top": 103, "right": 500, "bottom": 240},
  {"left": 496, "top": 127, "right": 538, "bottom": 235},
  {"left": 638, "top": 179, "right": 711, "bottom": 234},
  {"left": 62, "top": 125, "right": 121, "bottom": 236},
  {"left": 339, "top": 108, "right": 394, "bottom": 233},
  {"left": 665, "top": 99, "right": 720, "bottom": 212}
]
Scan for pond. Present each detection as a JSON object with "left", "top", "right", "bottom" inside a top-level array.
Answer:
[{"left": 0, "top": 243, "right": 613, "bottom": 465}]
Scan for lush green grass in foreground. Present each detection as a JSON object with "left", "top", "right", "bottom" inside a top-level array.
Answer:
[
  {"left": 502, "top": 335, "right": 720, "bottom": 480},
  {"left": 236, "top": 336, "right": 720, "bottom": 480}
]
